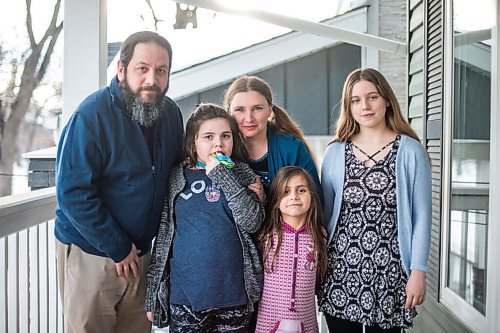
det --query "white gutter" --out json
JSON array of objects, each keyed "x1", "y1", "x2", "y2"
[{"x1": 171, "y1": 0, "x2": 407, "y2": 56}]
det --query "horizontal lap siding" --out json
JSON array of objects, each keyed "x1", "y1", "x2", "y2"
[{"x1": 408, "y1": 0, "x2": 425, "y2": 137}]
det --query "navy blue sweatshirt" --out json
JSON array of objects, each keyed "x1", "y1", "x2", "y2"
[{"x1": 55, "y1": 76, "x2": 184, "y2": 262}]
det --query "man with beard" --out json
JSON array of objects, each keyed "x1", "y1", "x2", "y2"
[{"x1": 54, "y1": 31, "x2": 184, "y2": 332}]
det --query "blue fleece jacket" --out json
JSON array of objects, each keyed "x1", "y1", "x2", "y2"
[
  {"x1": 54, "y1": 76, "x2": 184, "y2": 262},
  {"x1": 266, "y1": 125, "x2": 323, "y2": 202},
  {"x1": 321, "y1": 135, "x2": 432, "y2": 274}
]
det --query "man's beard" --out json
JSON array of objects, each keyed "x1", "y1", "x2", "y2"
[{"x1": 120, "y1": 77, "x2": 167, "y2": 128}]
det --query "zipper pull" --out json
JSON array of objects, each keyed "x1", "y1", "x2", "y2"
[{"x1": 152, "y1": 165, "x2": 156, "y2": 175}]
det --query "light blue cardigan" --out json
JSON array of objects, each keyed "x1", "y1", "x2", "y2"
[{"x1": 321, "y1": 135, "x2": 432, "y2": 275}]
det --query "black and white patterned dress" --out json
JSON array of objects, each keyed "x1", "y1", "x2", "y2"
[{"x1": 318, "y1": 135, "x2": 416, "y2": 329}]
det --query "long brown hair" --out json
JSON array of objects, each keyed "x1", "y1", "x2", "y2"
[
  {"x1": 184, "y1": 103, "x2": 248, "y2": 166},
  {"x1": 258, "y1": 166, "x2": 327, "y2": 276},
  {"x1": 223, "y1": 75, "x2": 315, "y2": 158},
  {"x1": 334, "y1": 68, "x2": 419, "y2": 142}
]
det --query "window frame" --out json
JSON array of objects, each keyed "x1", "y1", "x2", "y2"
[
  {"x1": 440, "y1": 0, "x2": 499, "y2": 332},
  {"x1": 484, "y1": 1, "x2": 500, "y2": 332}
]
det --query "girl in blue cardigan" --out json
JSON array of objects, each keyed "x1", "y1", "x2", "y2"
[{"x1": 318, "y1": 68, "x2": 432, "y2": 333}]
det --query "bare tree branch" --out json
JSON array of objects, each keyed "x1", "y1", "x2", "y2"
[
  {"x1": 144, "y1": 0, "x2": 163, "y2": 31},
  {"x1": 26, "y1": 0, "x2": 62, "y2": 50},
  {"x1": 26, "y1": 0, "x2": 36, "y2": 47},
  {"x1": 48, "y1": 0, "x2": 62, "y2": 33},
  {"x1": 36, "y1": 23, "x2": 63, "y2": 84}
]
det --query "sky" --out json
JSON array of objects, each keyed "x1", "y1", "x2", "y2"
[{"x1": 454, "y1": 0, "x2": 495, "y2": 32}]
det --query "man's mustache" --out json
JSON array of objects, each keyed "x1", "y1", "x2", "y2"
[{"x1": 140, "y1": 86, "x2": 161, "y2": 93}]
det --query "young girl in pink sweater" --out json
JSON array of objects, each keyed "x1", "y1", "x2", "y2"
[{"x1": 256, "y1": 166, "x2": 327, "y2": 333}]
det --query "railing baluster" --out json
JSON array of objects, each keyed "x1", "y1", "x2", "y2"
[
  {"x1": 40, "y1": 222, "x2": 49, "y2": 333},
  {"x1": 1, "y1": 238, "x2": 7, "y2": 332},
  {"x1": 18, "y1": 230, "x2": 29, "y2": 332},
  {"x1": 5, "y1": 234, "x2": 19, "y2": 333},
  {"x1": 49, "y1": 219, "x2": 64, "y2": 333},
  {"x1": 29, "y1": 225, "x2": 40, "y2": 333},
  {"x1": 36, "y1": 225, "x2": 41, "y2": 333},
  {"x1": 27, "y1": 228, "x2": 31, "y2": 333},
  {"x1": 47, "y1": 221, "x2": 58, "y2": 333}
]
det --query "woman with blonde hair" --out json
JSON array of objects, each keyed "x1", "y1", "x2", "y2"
[
  {"x1": 318, "y1": 68, "x2": 432, "y2": 332},
  {"x1": 223, "y1": 76, "x2": 322, "y2": 203}
]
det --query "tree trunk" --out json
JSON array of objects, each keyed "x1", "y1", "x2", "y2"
[
  {"x1": 25, "y1": 109, "x2": 42, "y2": 153},
  {"x1": 0, "y1": 119, "x2": 19, "y2": 196}
]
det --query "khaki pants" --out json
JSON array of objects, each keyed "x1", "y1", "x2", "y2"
[{"x1": 56, "y1": 240, "x2": 152, "y2": 333}]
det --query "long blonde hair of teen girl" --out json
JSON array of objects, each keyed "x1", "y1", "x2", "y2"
[{"x1": 334, "y1": 68, "x2": 420, "y2": 142}]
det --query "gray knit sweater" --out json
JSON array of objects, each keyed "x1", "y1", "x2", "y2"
[{"x1": 145, "y1": 162, "x2": 264, "y2": 328}]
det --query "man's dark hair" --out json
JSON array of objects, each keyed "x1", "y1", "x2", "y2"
[{"x1": 119, "y1": 31, "x2": 173, "y2": 71}]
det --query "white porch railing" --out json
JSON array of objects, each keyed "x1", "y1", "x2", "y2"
[{"x1": 0, "y1": 187, "x2": 62, "y2": 333}]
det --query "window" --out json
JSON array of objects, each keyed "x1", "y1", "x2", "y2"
[{"x1": 442, "y1": 0, "x2": 493, "y2": 330}]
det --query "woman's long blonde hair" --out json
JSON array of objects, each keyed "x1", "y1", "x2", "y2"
[
  {"x1": 223, "y1": 75, "x2": 315, "y2": 157},
  {"x1": 334, "y1": 68, "x2": 419, "y2": 142},
  {"x1": 258, "y1": 166, "x2": 327, "y2": 276}
]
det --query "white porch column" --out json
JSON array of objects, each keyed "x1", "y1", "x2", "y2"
[{"x1": 63, "y1": 0, "x2": 107, "y2": 125}]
